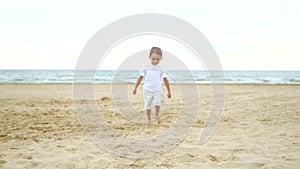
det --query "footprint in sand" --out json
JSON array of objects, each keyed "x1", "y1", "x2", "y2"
[
  {"x1": 208, "y1": 154, "x2": 220, "y2": 162},
  {"x1": 22, "y1": 155, "x2": 33, "y2": 160},
  {"x1": 100, "y1": 97, "x2": 111, "y2": 101}
]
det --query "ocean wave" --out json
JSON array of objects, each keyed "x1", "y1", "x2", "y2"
[{"x1": 0, "y1": 70, "x2": 299, "y2": 84}]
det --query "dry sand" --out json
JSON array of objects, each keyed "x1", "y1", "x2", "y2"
[{"x1": 0, "y1": 84, "x2": 299, "y2": 169}]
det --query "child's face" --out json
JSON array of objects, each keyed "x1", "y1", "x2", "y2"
[{"x1": 149, "y1": 53, "x2": 162, "y2": 65}]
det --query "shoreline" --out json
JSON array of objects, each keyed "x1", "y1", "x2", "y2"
[{"x1": 1, "y1": 83, "x2": 300, "y2": 86}]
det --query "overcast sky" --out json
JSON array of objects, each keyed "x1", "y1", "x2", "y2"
[{"x1": 0, "y1": 0, "x2": 299, "y2": 70}]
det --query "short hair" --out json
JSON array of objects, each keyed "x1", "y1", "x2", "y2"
[{"x1": 149, "y1": 47, "x2": 162, "y2": 58}]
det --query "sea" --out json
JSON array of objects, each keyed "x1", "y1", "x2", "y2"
[{"x1": 0, "y1": 70, "x2": 299, "y2": 84}]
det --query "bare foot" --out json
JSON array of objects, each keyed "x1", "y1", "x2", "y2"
[{"x1": 156, "y1": 117, "x2": 161, "y2": 124}]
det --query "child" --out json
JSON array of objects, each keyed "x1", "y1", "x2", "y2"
[{"x1": 132, "y1": 47, "x2": 171, "y2": 124}]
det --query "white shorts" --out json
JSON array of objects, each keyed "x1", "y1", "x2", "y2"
[{"x1": 143, "y1": 90, "x2": 162, "y2": 110}]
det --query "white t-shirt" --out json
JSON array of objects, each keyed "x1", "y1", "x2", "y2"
[{"x1": 140, "y1": 64, "x2": 167, "y2": 92}]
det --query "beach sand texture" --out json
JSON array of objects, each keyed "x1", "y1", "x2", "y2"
[{"x1": 0, "y1": 84, "x2": 299, "y2": 169}]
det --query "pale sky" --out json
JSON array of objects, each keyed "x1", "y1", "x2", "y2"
[{"x1": 0, "y1": 0, "x2": 299, "y2": 70}]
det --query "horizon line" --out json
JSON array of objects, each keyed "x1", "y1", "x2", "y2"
[{"x1": 0, "y1": 69, "x2": 299, "y2": 71}]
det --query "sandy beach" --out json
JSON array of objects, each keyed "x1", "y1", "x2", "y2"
[{"x1": 0, "y1": 84, "x2": 299, "y2": 169}]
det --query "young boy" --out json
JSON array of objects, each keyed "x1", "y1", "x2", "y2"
[{"x1": 132, "y1": 47, "x2": 171, "y2": 124}]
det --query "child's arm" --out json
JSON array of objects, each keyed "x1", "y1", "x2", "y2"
[
  {"x1": 163, "y1": 77, "x2": 171, "y2": 98},
  {"x1": 132, "y1": 75, "x2": 143, "y2": 95}
]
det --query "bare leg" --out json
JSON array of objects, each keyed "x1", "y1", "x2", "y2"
[
  {"x1": 146, "y1": 109, "x2": 151, "y2": 124},
  {"x1": 155, "y1": 105, "x2": 161, "y2": 124}
]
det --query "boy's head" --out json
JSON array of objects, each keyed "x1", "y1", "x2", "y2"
[{"x1": 149, "y1": 47, "x2": 162, "y2": 65}]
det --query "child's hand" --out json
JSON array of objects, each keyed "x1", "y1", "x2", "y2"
[
  {"x1": 167, "y1": 92, "x2": 171, "y2": 98},
  {"x1": 132, "y1": 88, "x2": 137, "y2": 95}
]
